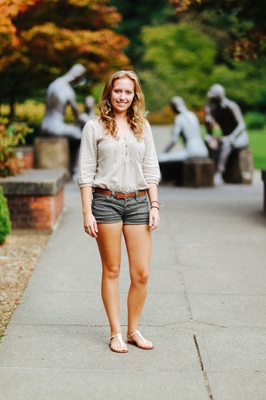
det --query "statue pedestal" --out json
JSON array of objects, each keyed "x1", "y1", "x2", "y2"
[
  {"x1": 223, "y1": 148, "x2": 253, "y2": 184},
  {"x1": 183, "y1": 159, "x2": 214, "y2": 187},
  {"x1": 159, "y1": 159, "x2": 214, "y2": 187},
  {"x1": 34, "y1": 137, "x2": 70, "y2": 179},
  {"x1": 159, "y1": 161, "x2": 184, "y2": 186}
]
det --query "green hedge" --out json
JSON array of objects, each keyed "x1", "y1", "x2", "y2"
[
  {"x1": 0, "y1": 186, "x2": 11, "y2": 244},
  {"x1": 245, "y1": 112, "x2": 265, "y2": 130}
]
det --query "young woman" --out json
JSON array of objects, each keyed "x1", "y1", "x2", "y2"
[{"x1": 78, "y1": 70, "x2": 160, "y2": 353}]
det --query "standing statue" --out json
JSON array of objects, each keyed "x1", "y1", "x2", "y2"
[
  {"x1": 40, "y1": 64, "x2": 87, "y2": 177},
  {"x1": 204, "y1": 84, "x2": 249, "y2": 186},
  {"x1": 158, "y1": 96, "x2": 208, "y2": 163}
]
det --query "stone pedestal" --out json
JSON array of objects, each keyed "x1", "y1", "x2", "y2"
[
  {"x1": 183, "y1": 159, "x2": 214, "y2": 188},
  {"x1": 34, "y1": 137, "x2": 70, "y2": 178},
  {"x1": 223, "y1": 148, "x2": 253, "y2": 184}
]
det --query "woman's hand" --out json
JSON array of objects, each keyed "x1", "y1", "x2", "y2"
[
  {"x1": 83, "y1": 213, "x2": 98, "y2": 238},
  {"x1": 149, "y1": 208, "x2": 160, "y2": 231}
]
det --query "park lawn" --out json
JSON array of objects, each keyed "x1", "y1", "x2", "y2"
[{"x1": 248, "y1": 129, "x2": 266, "y2": 170}]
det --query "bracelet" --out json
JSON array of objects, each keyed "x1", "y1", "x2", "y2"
[
  {"x1": 151, "y1": 205, "x2": 160, "y2": 210},
  {"x1": 151, "y1": 201, "x2": 159, "y2": 204}
]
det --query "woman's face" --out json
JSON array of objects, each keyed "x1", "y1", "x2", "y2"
[{"x1": 110, "y1": 77, "x2": 135, "y2": 115}]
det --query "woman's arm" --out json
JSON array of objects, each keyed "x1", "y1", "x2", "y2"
[
  {"x1": 147, "y1": 182, "x2": 160, "y2": 230},
  {"x1": 80, "y1": 186, "x2": 98, "y2": 238}
]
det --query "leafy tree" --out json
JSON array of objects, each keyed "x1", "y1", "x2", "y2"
[
  {"x1": 0, "y1": 0, "x2": 130, "y2": 118},
  {"x1": 211, "y1": 58, "x2": 266, "y2": 112},
  {"x1": 139, "y1": 23, "x2": 216, "y2": 111},
  {"x1": 109, "y1": 0, "x2": 176, "y2": 67},
  {"x1": 170, "y1": 0, "x2": 266, "y2": 60}
]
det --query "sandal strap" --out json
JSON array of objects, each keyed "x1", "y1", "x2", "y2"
[
  {"x1": 110, "y1": 333, "x2": 123, "y2": 346},
  {"x1": 127, "y1": 330, "x2": 146, "y2": 344}
]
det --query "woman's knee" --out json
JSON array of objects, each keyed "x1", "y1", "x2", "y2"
[
  {"x1": 103, "y1": 264, "x2": 120, "y2": 279},
  {"x1": 132, "y1": 268, "x2": 150, "y2": 285}
]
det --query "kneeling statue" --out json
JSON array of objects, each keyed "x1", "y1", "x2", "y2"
[{"x1": 158, "y1": 96, "x2": 208, "y2": 163}]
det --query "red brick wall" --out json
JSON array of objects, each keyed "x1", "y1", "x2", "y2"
[{"x1": 6, "y1": 188, "x2": 64, "y2": 230}]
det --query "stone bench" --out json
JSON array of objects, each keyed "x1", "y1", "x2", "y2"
[
  {"x1": 0, "y1": 169, "x2": 67, "y2": 230},
  {"x1": 159, "y1": 158, "x2": 214, "y2": 187},
  {"x1": 262, "y1": 170, "x2": 266, "y2": 213}
]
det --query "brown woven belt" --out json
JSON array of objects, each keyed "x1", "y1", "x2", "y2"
[{"x1": 94, "y1": 188, "x2": 147, "y2": 199}]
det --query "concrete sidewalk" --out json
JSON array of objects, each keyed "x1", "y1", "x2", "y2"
[{"x1": 0, "y1": 128, "x2": 266, "y2": 399}]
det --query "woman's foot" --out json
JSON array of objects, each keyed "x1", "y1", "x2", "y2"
[
  {"x1": 127, "y1": 330, "x2": 154, "y2": 350},
  {"x1": 109, "y1": 333, "x2": 128, "y2": 353}
]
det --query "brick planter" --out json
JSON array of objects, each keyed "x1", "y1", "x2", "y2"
[{"x1": 0, "y1": 169, "x2": 67, "y2": 230}]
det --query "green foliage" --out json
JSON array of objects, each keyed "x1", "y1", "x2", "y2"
[
  {"x1": 0, "y1": 186, "x2": 11, "y2": 245},
  {"x1": 245, "y1": 112, "x2": 265, "y2": 130},
  {"x1": 110, "y1": 0, "x2": 175, "y2": 67},
  {"x1": 139, "y1": 23, "x2": 216, "y2": 111},
  {"x1": 211, "y1": 58, "x2": 266, "y2": 111},
  {"x1": 0, "y1": 117, "x2": 32, "y2": 177},
  {"x1": 249, "y1": 129, "x2": 266, "y2": 169},
  {"x1": 136, "y1": 21, "x2": 266, "y2": 114}
]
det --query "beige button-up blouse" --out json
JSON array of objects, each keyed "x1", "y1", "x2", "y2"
[{"x1": 77, "y1": 118, "x2": 160, "y2": 192}]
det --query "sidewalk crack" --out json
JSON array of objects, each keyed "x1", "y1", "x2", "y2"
[{"x1": 193, "y1": 334, "x2": 214, "y2": 400}]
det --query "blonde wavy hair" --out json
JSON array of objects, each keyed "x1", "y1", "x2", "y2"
[{"x1": 97, "y1": 70, "x2": 147, "y2": 140}]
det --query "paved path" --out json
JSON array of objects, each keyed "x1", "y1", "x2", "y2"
[{"x1": 0, "y1": 126, "x2": 265, "y2": 399}]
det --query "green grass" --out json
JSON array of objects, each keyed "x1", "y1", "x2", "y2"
[{"x1": 248, "y1": 129, "x2": 266, "y2": 170}]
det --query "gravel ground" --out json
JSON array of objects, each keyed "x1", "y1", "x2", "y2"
[{"x1": 0, "y1": 230, "x2": 50, "y2": 337}]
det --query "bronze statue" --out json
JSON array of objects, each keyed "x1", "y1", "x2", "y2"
[
  {"x1": 158, "y1": 96, "x2": 208, "y2": 163},
  {"x1": 204, "y1": 84, "x2": 249, "y2": 185}
]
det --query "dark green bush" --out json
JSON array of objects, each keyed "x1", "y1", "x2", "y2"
[
  {"x1": 245, "y1": 112, "x2": 265, "y2": 130},
  {"x1": 0, "y1": 186, "x2": 11, "y2": 244}
]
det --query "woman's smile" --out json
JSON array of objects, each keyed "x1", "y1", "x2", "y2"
[{"x1": 110, "y1": 77, "x2": 135, "y2": 114}]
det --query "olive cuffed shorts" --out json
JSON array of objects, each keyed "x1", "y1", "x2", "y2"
[{"x1": 92, "y1": 192, "x2": 150, "y2": 224}]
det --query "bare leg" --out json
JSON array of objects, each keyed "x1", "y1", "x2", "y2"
[
  {"x1": 123, "y1": 224, "x2": 154, "y2": 349},
  {"x1": 214, "y1": 143, "x2": 232, "y2": 185},
  {"x1": 96, "y1": 222, "x2": 128, "y2": 352},
  {"x1": 217, "y1": 143, "x2": 232, "y2": 174}
]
